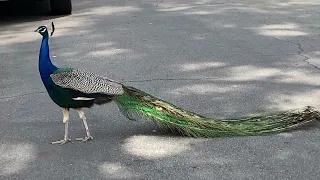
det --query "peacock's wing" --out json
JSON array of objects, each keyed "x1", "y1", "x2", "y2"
[{"x1": 50, "y1": 68, "x2": 124, "y2": 95}]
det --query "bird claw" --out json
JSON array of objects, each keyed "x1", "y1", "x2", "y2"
[
  {"x1": 75, "y1": 135, "x2": 93, "y2": 142},
  {"x1": 51, "y1": 138, "x2": 71, "y2": 145}
]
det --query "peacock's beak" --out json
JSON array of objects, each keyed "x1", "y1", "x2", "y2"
[{"x1": 34, "y1": 29, "x2": 38, "y2": 32}]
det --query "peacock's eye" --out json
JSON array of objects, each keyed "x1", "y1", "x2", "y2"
[{"x1": 39, "y1": 27, "x2": 46, "y2": 33}]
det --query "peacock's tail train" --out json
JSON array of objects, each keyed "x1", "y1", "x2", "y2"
[{"x1": 114, "y1": 86, "x2": 320, "y2": 137}]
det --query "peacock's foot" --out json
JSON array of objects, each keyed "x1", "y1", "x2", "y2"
[
  {"x1": 75, "y1": 135, "x2": 93, "y2": 142},
  {"x1": 51, "y1": 138, "x2": 71, "y2": 145}
]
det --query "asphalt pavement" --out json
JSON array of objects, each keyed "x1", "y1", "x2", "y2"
[{"x1": 1, "y1": 0, "x2": 320, "y2": 179}]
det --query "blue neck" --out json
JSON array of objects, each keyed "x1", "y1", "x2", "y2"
[{"x1": 38, "y1": 34, "x2": 57, "y2": 85}]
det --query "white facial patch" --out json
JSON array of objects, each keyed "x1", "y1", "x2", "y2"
[{"x1": 39, "y1": 28, "x2": 46, "y2": 33}]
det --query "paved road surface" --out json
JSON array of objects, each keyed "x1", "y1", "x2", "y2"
[{"x1": 1, "y1": 0, "x2": 320, "y2": 179}]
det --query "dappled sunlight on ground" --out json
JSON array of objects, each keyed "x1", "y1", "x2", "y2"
[
  {"x1": 89, "y1": 48, "x2": 129, "y2": 57},
  {"x1": 157, "y1": 1, "x2": 295, "y2": 15},
  {"x1": 0, "y1": 142, "x2": 37, "y2": 176},
  {"x1": 157, "y1": 6, "x2": 193, "y2": 12},
  {"x1": 273, "y1": 0, "x2": 320, "y2": 6},
  {"x1": 277, "y1": 132, "x2": 293, "y2": 137},
  {"x1": 170, "y1": 83, "x2": 239, "y2": 95},
  {"x1": 250, "y1": 23, "x2": 307, "y2": 37},
  {"x1": 179, "y1": 62, "x2": 227, "y2": 71},
  {"x1": 122, "y1": 135, "x2": 204, "y2": 159},
  {"x1": 227, "y1": 65, "x2": 281, "y2": 81},
  {"x1": 0, "y1": 31, "x2": 39, "y2": 46},
  {"x1": 98, "y1": 162, "x2": 139, "y2": 179},
  {"x1": 73, "y1": 6, "x2": 141, "y2": 17},
  {"x1": 270, "y1": 89, "x2": 320, "y2": 109},
  {"x1": 177, "y1": 62, "x2": 320, "y2": 87},
  {"x1": 277, "y1": 69, "x2": 320, "y2": 86}
]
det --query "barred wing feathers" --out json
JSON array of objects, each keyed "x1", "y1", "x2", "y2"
[{"x1": 50, "y1": 68, "x2": 124, "y2": 95}]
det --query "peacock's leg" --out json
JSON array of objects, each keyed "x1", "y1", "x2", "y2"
[
  {"x1": 75, "y1": 108, "x2": 93, "y2": 142},
  {"x1": 51, "y1": 108, "x2": 71, "y2": 145}
]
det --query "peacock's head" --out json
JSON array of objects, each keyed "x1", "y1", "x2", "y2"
[{"x1": 34, "y1": 26, "x2": 48, "y2": 36}]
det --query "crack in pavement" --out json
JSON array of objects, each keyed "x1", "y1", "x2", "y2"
[
  {"x1": 271, "y1": 37, "x2": 303, "y2": 54},
  {"x1": 299, "y1": 54, "x2": 320, "y2": 71},
  {"x1": 271, "y1": 36, "x2": 320, "y2": 71},
  {"x1": 155, "y1": 0, "x2": 164, "y2": 7}
]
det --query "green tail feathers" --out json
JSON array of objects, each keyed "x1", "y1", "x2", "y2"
[{"x1": 114, "y1": 86, "x2": 320, "y2": 137}]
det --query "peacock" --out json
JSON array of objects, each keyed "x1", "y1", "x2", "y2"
[{"x1": 35, "y1": 24, "x2": 320, "y2": 145}]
